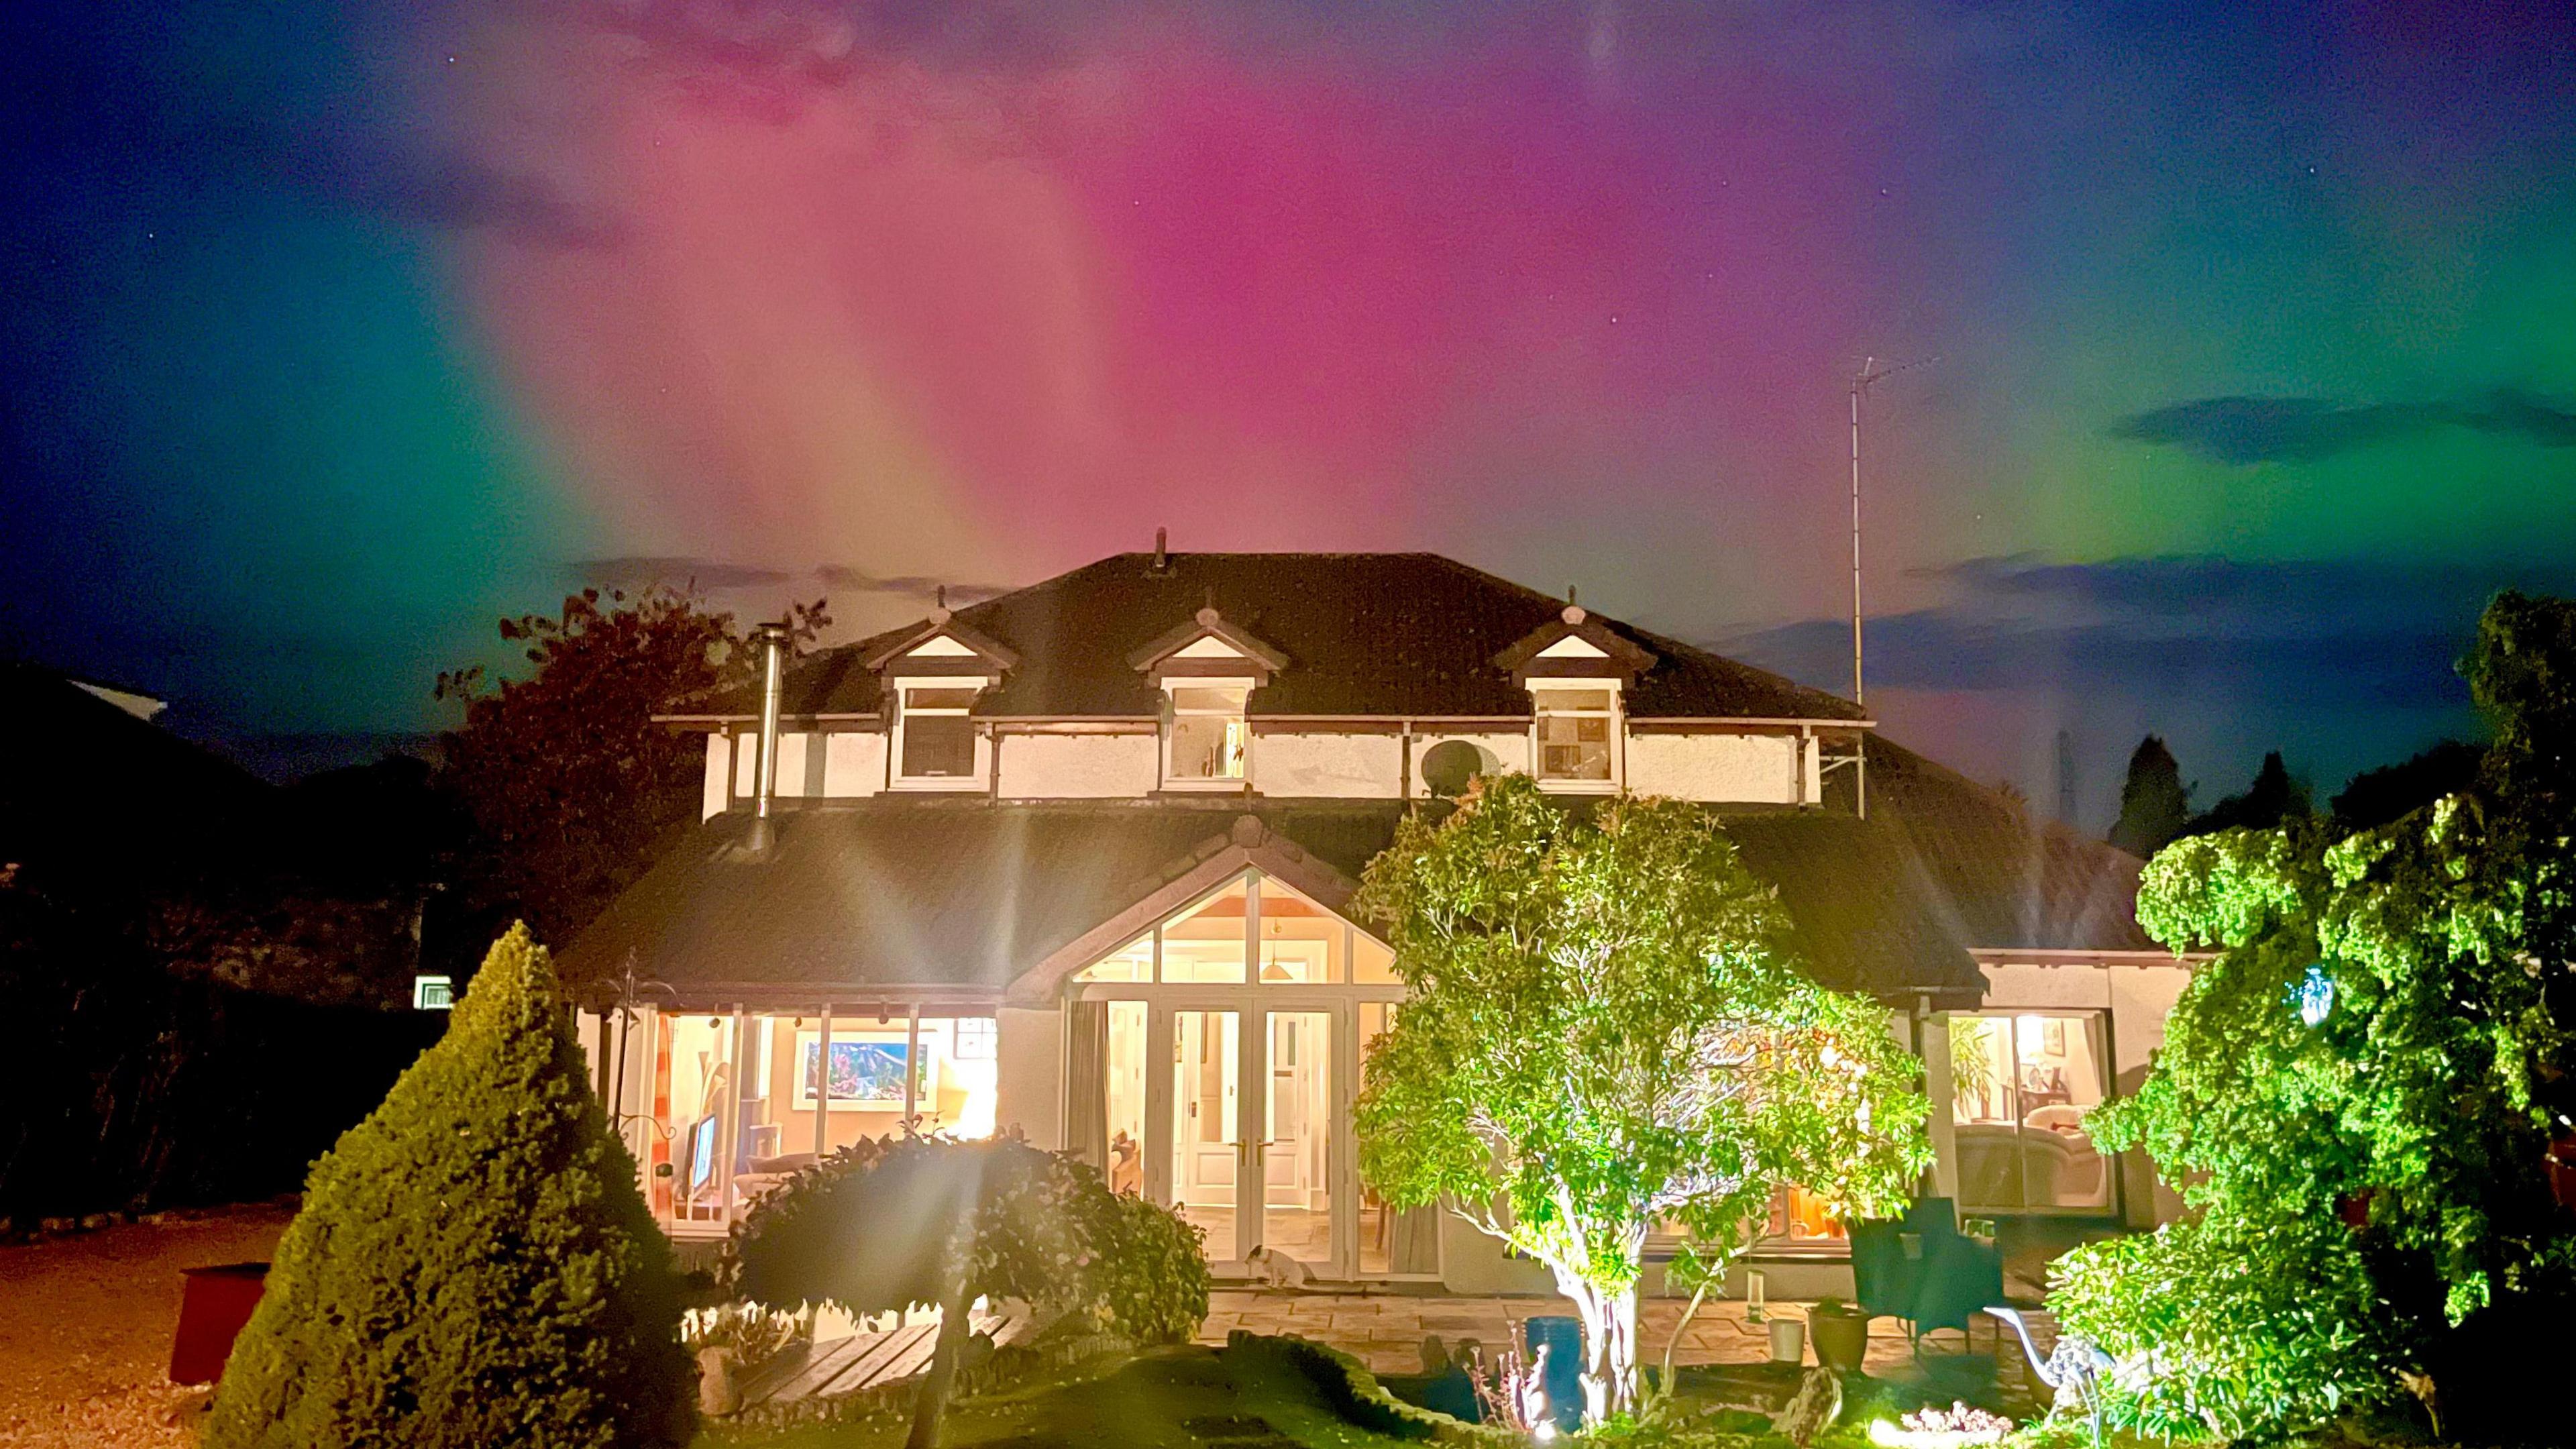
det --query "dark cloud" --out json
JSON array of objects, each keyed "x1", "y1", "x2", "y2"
[
  {"x1": 814, "y1": 566, "x2": 1011, "y2": 604},
  {"x1": 2112, "y1": 390, "x2": 2576, "y2": 464},
  {"x1": 1731, "y1": 553, "x2": 2576, "y2": 710},
  {"x1": 1730, "y1": 610, "x2": 2469, "y2": 710},
  {"x1": 569, "y1": 557, "x2": 796, "y2": 590}
]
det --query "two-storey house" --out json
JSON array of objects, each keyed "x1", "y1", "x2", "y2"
[{"x1": 561, "y1": 548, "x2": 2186, "y2": 1295}]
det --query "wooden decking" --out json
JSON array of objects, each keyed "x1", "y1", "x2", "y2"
[{"x1": 736, "y1": 1303, "x2": 1042, "y2": 1409}]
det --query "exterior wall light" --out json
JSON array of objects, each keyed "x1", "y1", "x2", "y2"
[{"x1": 2295, "y1": 964, "x2": 2336, "y2": 1028}]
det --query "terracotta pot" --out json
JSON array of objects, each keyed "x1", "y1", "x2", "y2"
[
  {"x1": 1809, "y1": 1305, "x2": 1870, "y2": 1373},
  {"x1": 2549, "y1": 1134, "x2": 2576, "y2": 1213}
]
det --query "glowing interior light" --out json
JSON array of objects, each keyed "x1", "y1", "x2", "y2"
[{"x1": 2296, "y1": 965, "x2": 2336, "y2": 1027}]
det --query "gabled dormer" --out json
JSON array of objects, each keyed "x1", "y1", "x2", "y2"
[
  {"x1": 1495, "y1": 604, "x2": 1656, "y2": 792},
  {"x1": 1130, "y1": 606, "x2": 1288, "y2": 790},
  {"x1": 863, "y1": 606, "x2": 1020, "y2": 790}
]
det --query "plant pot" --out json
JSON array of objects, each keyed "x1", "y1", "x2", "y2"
[
  {"x1": 1809, "y1": 1307, "x2": 1870, "y2": 1373},
  {"x1": 1767, "y1": 1316, "x2": 1807, "y2": 1364}
]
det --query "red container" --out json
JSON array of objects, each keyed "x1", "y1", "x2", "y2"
[{"x1": 170, "y1": 1263, "x2": 270, "y2": 1386}]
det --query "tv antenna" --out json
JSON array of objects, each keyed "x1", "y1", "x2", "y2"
[{"x1": 1847, "y1": 354, "x2": 1938, "y2": 705}]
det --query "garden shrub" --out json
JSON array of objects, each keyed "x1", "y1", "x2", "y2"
[
  {"x1": 2049, "y1": 592, "x2": 2576, "y2": 1444},
  {"x1": 205, "y1": 924, "x2": 696, "y2": 1449},
  {"x1": 725, "y1": 1132, "x2": 1210, "y2": 1346}
]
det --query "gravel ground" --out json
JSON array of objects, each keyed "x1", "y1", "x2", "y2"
[{"x1": 0, "y1": 1205, "x2": 293, "y2": 1449}]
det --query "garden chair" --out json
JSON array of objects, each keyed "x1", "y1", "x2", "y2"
[{"x1": 1849, "y1": 1197, "x2": 2004, "y2": 1353}]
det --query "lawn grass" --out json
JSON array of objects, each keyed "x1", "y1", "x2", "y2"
[{"x1": 700, "y1": 1342, "x2": 1434, "y2": 1449}]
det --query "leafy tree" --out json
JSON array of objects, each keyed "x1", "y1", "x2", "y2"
[
  {"x1": 2051, "y1": 592, "x2": 2576, "y2": 1444},
  {"x1": 2108, "y1": 735, "x2": 2192, "y2": 859},
  {"x1": 1352, "y1": 775, "x2": 1929, "y2": 1424},
  {"x1": 205, "y1": 925, "x2": 695, "y2": 1449},
  {"x1": 436, "y1": 586, "x2": 825, "y2": 944},
  {"x1": 727, "y1": 1133, "x2": 1208, "y2": 1449},
  {"x1": 2183, "y1": 749, "x2": 2312, "y2": 837}
]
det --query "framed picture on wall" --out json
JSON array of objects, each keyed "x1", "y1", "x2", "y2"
[{"x1": 794, "y1": 1034, "x2": 933, "y2": 1110}]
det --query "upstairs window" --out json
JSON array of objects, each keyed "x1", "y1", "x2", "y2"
[
  {"x1": 896, "y1": 685, "x2": 979, "y2": 782},
  {"x1": 1532, "y1": 685, "x2": 1616, "y2": 784},
  {"x1": 1165, "y1": 682, "x2": 1250, "y2": 786}
]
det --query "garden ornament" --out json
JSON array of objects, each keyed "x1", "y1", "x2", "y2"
[{"x1": 1986, "y1": 1307, "x2": 2110, "y2": 1449}]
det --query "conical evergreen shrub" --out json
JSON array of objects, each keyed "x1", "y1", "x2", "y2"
[{"x1": 205, "y1": 924, "x2": 696, "y2": 1449}]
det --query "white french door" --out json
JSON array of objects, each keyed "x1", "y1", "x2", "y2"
[{"x1": 1102, "y1": 991, "x2": 1358, "y2": 1277}]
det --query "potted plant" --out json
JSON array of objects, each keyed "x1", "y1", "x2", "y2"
[{"x1": 1808, "y1": 1297, "x2": 1870, "y2": 1373}]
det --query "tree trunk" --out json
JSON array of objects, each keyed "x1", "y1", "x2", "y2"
[
  {"x1": 905, "y1": 1281, "x2": 973, "y2": 1449},
  {"x1": 1550, "y1": 1267, "x2": 1640, "y2": 1424}
]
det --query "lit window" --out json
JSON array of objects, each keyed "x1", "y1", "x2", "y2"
[
  {"x1": 898, "y1": 686, "x2": 979, "y2": 781},
  {"x1": 1165, "y1": 683, "x2": 1250, "y2": 784},
  {"x1": 953, "y1": 1017, "x2": 998, "y2": 1061},
  {"x1": 1533, "y1": 686, "x2": 1615, "y2": 783},
  {"x1": 1948, "y1": 1011, "x2": 2112, "y2": 1212}
]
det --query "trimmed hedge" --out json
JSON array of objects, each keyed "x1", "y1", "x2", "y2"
[
  {"x1": 726, "y1": 1132, "x2": 1210, "y2": 1346},
  {"x1": 1221, "y1": 1331, "x2": 1518, "y2": 1447},
  {"x1": 203, "y1": 926, "x2": 695, "y2": 1449}
]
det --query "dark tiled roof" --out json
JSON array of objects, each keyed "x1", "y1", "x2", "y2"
[
  {"x1": 559, "y1": 749, "x2": 2152, "y2": 1004},
  {"x1": 688, "y1": 553, "x2": 1864, "y2": 722},
  {"x1": 554, "y1": 800, "x2": 1407, "y2": 996}
]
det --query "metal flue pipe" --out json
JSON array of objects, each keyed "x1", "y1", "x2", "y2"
[{"x1": 747, "y1": 620, "x2": 790, "y2": 854}]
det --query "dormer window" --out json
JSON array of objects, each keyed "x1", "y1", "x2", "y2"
[
  {"x1": 894, "y1": 683, "x2": 981, "y2": 784},
  {"x1": 1165, "y1": 682, "x2": 1250, "y2": 785},
  {"x1": 1532, "y1": 683, "x2": 1617, "y2": 785},
  {"x1": 1496, "y1": 603, "x2": 1654, "y2": 794}
]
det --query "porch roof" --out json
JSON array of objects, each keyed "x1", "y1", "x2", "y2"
[
  {"x1": 555, "y1": 801, "x2": 1403, "y2": 1004},
  {"x1": 557, "y1": 749, "x2": 2150, "y2": 1008}
]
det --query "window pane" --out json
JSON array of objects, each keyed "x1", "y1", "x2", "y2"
[
  {"x1": 654, "y1": 1012, "x2": 739, "y2": 1226},
  {"x1": 1252, "y1": 877, "x2": 1344, "y2": 983},
  {"x1": 1074, "y1": 936, "x2": 1152, "y2": 982},
  {"x1": 1159, "y1": 877, "x2": 1249, "y2": 981},
  {"x1": 1538, "y1": 712, "x2": 1611, "y2": 780},
  {"x1": 1170, "y1": 686, "x2": 1248, "y2": 712},
  {"x1": 2016, "y1": 1014, "x2": 2110, "y2": 1210},
  {"x1": 1535, "y1": 688, "x2": 1614, "y2": 711},
  {"x1": 1352, "y1": 932, "x2": 1398, "y2": 983},
  {"x1": 1105, "y1": 1001, "x2": 1147, "y2": 1196},
  {"x1": 902, "y1": 714, "x2": 975, "y2": 777},
  {"x1": 906, "y1": 687, "x2": 981, "y2": 709},
  {"x1": 1169, "y1": 714, "x2": 1246, "y2": 780},
  {"x1": 1359, "y1": 1003, "x2": 1440, "y2": 1275},
  {"x1": 914, "y1": 1018, "x2": 1000, "y2": 1139}
]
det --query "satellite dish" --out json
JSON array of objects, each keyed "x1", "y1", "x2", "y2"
[{"x1": 1419, "y1": 740, "x2": 1485, "y2": 798}]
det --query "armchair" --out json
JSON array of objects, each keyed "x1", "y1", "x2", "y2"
[{"x1": 1849, "y1": 1197, "x2": 2006, "y2": 1348}]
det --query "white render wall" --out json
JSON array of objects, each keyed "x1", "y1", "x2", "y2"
[
  {"x1": 699, "y1": 722, "x2": 1842, "y2": 806},
  {"x1": 1407, "y1": 731, "x2": 1529, "y2": 796},
  {"x1": 823, "y1": 731, "x2": 886, "y2": 796},
  {"x1": 1256, "y1": 732, "x2": 1404, "y2": 797},
  {"x1": 998, "y1": 732, "x2": 1159, "y2": 798},
  {"x1": 1625, "y1": 731, "x2": 1803, "y2": 804},
  {"x1": 994, "y1": 1006, "x2": 1063, "y2": 1150}
]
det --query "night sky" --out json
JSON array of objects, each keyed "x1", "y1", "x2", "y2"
[{"x1": 6, "y1": 2, "x2": 2575, "y2": 820}]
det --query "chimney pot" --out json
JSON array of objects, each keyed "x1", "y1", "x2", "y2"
[{"x1": 1152, "y1": 527, "x2": 1169, "y2": 572}]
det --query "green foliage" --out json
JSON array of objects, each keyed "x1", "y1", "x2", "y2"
[
  {"x1": 1352, "y1": 775, "x2": 1929, "y2": 1418},
  {"x1": 725, "y1": 1132, "x2": 1210, "y2": 1346},
  {"x1": 2053, "y1": 591, "x2": 2576, "y2": 1442},
  {"x1": 205, "y1": 926, "x2": 695, "y2": 1449},
  {"x1": 435, "y1": 586, "x2": 826, "y2": 943}
]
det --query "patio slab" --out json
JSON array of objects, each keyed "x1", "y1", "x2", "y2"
[{"x1": 1196, "y1": 1289, "x2": 2053, "y2": 1391}]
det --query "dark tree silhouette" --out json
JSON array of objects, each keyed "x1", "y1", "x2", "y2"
[
  {"x1": 2331, "y1": 739, "x2": 2483, "y2": 830},
  {"x1": 435, "y1": 586, "x2": 825, "y2": 945},
  {"x1": 2108, "y1": 735, "x2": 2192, "y2": 859},
  {"x1": 2188, "y1": 750, "x2": 2314, "y2": 836}
]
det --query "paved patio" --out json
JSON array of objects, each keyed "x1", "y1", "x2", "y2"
[{"x1": 1195, "y1": 1289, "x2": 2048, "y2": 1388}]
